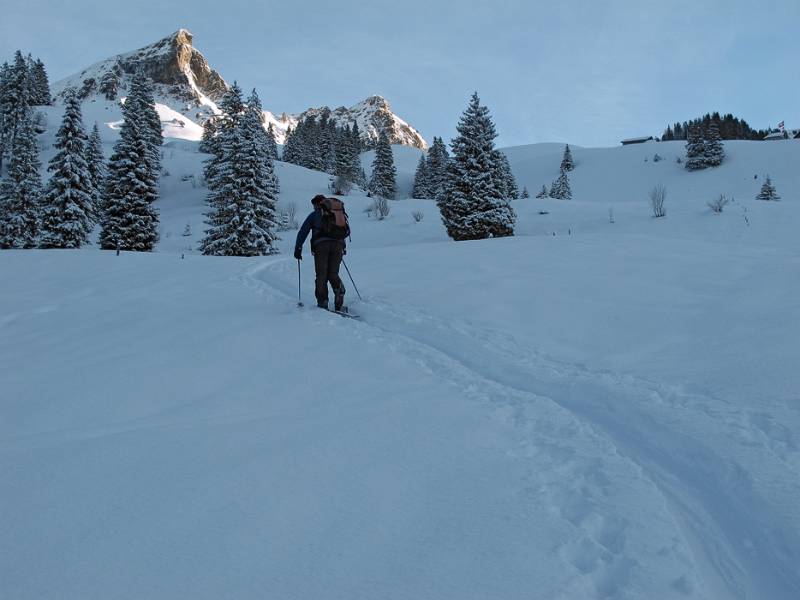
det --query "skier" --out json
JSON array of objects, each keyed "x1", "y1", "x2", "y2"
[{"x1": 294, "y1": 195, "x2": 350, "y2": 311}]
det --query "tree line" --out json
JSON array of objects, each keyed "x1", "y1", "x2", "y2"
[{"x1": 662, "y1": 112, "x2": 767, "y2": 141}]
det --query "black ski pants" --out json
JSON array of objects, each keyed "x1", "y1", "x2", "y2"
[{"x1": 313, "y1": 240, "x2": 344, "y2": 305}]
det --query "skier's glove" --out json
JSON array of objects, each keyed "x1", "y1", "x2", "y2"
[{"x1": 294, "y1": 247, "x2": 302, "y2": 260}]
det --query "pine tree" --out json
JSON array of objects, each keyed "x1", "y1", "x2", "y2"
[
  {"x1": 99, "y1": 67, "x2": 121, "y2": 101},
  {"x1": 756, "y1": 175, "x2": 780, "y2": 201},
  {"x1": 199, "y1": 115, "x2": 218, "y2": 155},
  {"x1": 265, "y1": 122, "x2": 279, "y2": 160},
  {"x1": 495, "y1": 151, "x2": 519, "y2": 199},
  {"x1": 85, "y1": 123, "x2": 105, "y2": 216},
  {"x1": 560, "y1": 144, "x2": 574, "y2": 172},
  {"x1": 536, "y1": 185, "x2": 548, "y2": 198},
  {"x1": 100, "y1": 83, "x2": 159, "y2": 251},
  {"x1": 368, "y1": 130, "x2": 397, "y2": 199},
  {"x1": 0, "y1": 109, "x2": 41, "y2": 248},
  {"x1": 200, "y1": 93, "x2": 279, "y2": 256},
  {"x1": 203, "y1": 83, "x2": 245, "y2": 187},
  {"x1": 685, "y1": 124, "x2": 706, "y2": 171},
  {"x1": 411, "y1": 154, "x2": 430, "y2": 198},
  {"x1": 27, "y1": 58, "x2": 50, "y2": 106},
  {"x1": 549, "y1": 171, "x2": 572, "y2": 200},
  {"x1": 426, "y1": 136, "x2": 450, "y2": 199},
  {"x1": 39, "y1": 91, "x2": 95, "y2": 248},
  {"x1": 437, "y1": 92, "x2": 515, "y2": 240},
  {"x1": 0, "y1": 52, "x2": 31, "y2": 172},
  {"x1": 704, "y1": 121, "x2": 724, "y2": 167},
  {"x1": 521, "y1": 186, "x2": 529, "y2": 199},
  {"x1": 128, "y1": 74, "x2": 162, "y2": 180}
]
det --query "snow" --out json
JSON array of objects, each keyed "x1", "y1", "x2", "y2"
[{"x1": 2, "y1": 131, "x2": 800, "y2": 599}]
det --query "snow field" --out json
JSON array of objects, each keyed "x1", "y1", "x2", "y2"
[{"x1": 2, "y1": 120, "x2": 799, "y2": 598}]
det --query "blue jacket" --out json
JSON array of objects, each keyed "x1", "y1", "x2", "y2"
[{"x1": 295, "y1": 208, "x2": 346, "y2": 252}]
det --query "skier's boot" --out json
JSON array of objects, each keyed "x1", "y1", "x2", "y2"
[
  {"x1": 317, "y1": 299, "x2": 328, "y2": 310},
  {"x1": 334, "y1": 284, "x2": 346, "y2": 312}
]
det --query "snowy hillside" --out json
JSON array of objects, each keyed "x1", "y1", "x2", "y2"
[{"x1": 2, "y1": 120, "x2": 800, "y2": 599}]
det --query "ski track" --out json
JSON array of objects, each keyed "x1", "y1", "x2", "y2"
[{"x1": 244, "y1": 258, "x2": 800, "y2": 600}]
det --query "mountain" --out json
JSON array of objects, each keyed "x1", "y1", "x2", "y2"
[
  {"x1": 265, "y1": 96, "x2": 427, "y2": 149},
  {"x1": 52, "y1": 29, "x2": 226, "y2": 120},
  {"x1": 52, "y1": 30, "x2": 427, "y2": 149}
]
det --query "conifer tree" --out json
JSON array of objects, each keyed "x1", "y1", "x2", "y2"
[
  {"x1": 203, "y1": 83, "x2": 245, "y2": 187},
  {"x1": 495, "y1": 151, "x2": 519, "y2": 199},
  {"x1": 521, "y1": 186, "x2": 529, "y2": 199},
  {"x1": 127, "y1": 74, "x2": 162, "y2": 180},
  {"x1": 0, "y1": 109, "x2": 41, "y2": 248},
  {"x1": 437, "y1": 92, "x2": 515, "y2": 240},
  {"x1": 85, "y1": 123, "x2": 105, "y2": 215},
  {"x1": 200, "y1": 93, "x2": 279, "y2": 256},
  {"x1": 411, "y1": 154, "x2": 430, "y2": 198},
  {"x1": 549, "y1": 171, "x2": 572, "y2": 200},
  {"x1": 199, "y1": 115, "x2": 218, "y2": 155},
  {"x1": 265, "y1": 122, "x2": 279, "y2": 160},
  {"x1": 99, "y1": 66, "x2": 121, "y2": 101},
  {"x1": 685, "y1": 124, "x2": 706, "y2": 171},
  {"x1": 704, "y1": 121, "x2": 724, "y2": 167},
  {"x1": 536, "y1": 185, "x2": 548, "y2": 198},
  {"x1": 426, "y1": 136, "x2": 450, "y2": 199},
  {"x1": 28, "y1": 58, "x2": 50, "y2": 106},
  {"x1": 756, "y1": 175, "x2": 780, "y2": 201},
  {"x1": 100, "y1": 84, "x2": 159, "y2": 251},
  {"x1": 40, "y1": 91, "x2": 95, "y2": 248},
  {"x1": 0, "y1": 52, "x2": 31, "y2": 172},
  {"x1": 560, "y1": 144, "x2": 574, "y2": 172},
  {"x1": 368, "y1": 130, "x2": 397, "y2": 199}
]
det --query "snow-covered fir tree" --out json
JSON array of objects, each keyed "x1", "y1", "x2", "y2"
[
  {"x1": 98, "y1": 67, "x2": 120, "y2": 101},
  {"x1": 437, "y1": 92, "x2": 515, "y2": 240},
  {"x1": 704, "y1": 122, "x2": 724, "y2": 167},
  {"x1": 202, "y1": 82, "x2": 245, "y2": 186},
  {"x1": 99, "y1": 82, "x2": 159, "y2": 251},
  {"x1": 756, "y1": 175, "x2": 780, "y2": 201},
  {"x1": 426, "y1": 136, "x2": 450, "y2": 199},
  {"x1": 685, "y1": 125, "x2": 706, "y2": 171},
  {"x1": 0, "y1": 108, "x2": 41, "y2": 248},
  {"x1": 521, "y1": 186, "x2": 529, "y2": 199},
  {"x1": 199, "y1": 115, "x2": 218, "y2": 155},
  {"x1": 536, "y1": 185, "x2": 548, "y2": 198},
  {"x1": 265, "y1": 122, "x2": 279, "y2": 160},
  {"x1": 27, "y1": 57, "x2": 50, "y2": 106},
  {"x1": 368, "y1": 130, "x2": 397, "y2": 199},
  {"x1": 0, "y1": 52, "x2": 32, "y2": 172},
  {"x1": 549, "y1": 170, "x2": 572, "y2": 200},
  {"x1": 411, "y1": 154, "x2": 430, "y2": 198},
  {"x1": 128, "y1": 74, "x2": 162, "y2": 180},
  {"x1": 495, "y1": 151, "x2": 519, "y2": 199},
  {"x1": 560, "y1": 144, "x2": 574, "y2": 172},
  {"x1": 245, "y1": 90, "x2": 279, "y2": 195},
  {"x1": 39, "y1": 90, "x2": 95, "y2": 248},
  {"x1": 200, "y1": 91, "x2": 280, "y2": 256},
  {"x1": 85, "y1": 123, "x2": 105, "y2": 217}
]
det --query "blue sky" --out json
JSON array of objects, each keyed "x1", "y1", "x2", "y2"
[{"x1": 2, "y1": 0, "x2": 798, "y2": 147}]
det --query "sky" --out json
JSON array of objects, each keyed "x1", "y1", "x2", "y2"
[{"x1": 1, "y1": 0, "x2": 798, "y2": 148}]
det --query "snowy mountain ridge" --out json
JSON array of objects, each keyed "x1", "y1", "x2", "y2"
[{"x1": 52, "y1": 30, "x2": 427, "y2": 149}]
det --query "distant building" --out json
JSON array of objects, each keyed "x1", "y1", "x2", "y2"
[
  {"x1": 763, "y1": 128, "x2": 799, "y2": 140},
  {"x1": 621, "y1": 136, "x2": 654, "y2": 145}
]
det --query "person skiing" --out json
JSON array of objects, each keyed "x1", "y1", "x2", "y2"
[{"x1": 294, "y1": 194, "x2": 350, "y2": 311}]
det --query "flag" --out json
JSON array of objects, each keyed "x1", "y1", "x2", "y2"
[{"x1": 778, "y1": 121, "x2": 785, "y2": 130}]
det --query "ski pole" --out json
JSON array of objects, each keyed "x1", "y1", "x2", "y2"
[
  {"x1": 297, "y1": 259, "x2": 304, "y2": 307},
  {"x1": 341, "y1": 259, "x2": 362, "y2": 301}
]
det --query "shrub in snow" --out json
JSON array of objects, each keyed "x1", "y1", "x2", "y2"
[
  {"x1": 182, "y1": 222, "x2": 192, "y2": 237},
  {"x1": 756, "y1": 176, "x2": 780, "y2": 201},
  {"x1": 535, "y1": 185, "x2": 548, "y2": 198},
  {"x1": 521, "y1": 186, "x2": 530, "y2": 199},
  {"x1": 653, "y1": 153, "x2": 663, "y2": 162},
  {"x1": 411, "y1": 210, "x2": 424, "y2": 223},
  {"x1": 707, "y1": 194, "x2": 730, "y2": 213},
  {"x1": 330, "y1": 175, "x2": 352, "y2": 196},
  {"x1": 650, "y1": 184, "x2": 667, "y2": 218},
  {"x1": 371, "y1": 196, "x2": 391, "y2": 220}
]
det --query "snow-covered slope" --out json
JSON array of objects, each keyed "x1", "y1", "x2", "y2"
[
  {"x1": 2, "y1": 131, "x2": 799, "y2": 599},
  {"x1": 53, "y1": 30, "x2": 427, "y2": 149}
]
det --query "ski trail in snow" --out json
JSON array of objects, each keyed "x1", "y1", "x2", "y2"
[{"x1": 246, "y1": 258, "x2": 800, "y2": 599}]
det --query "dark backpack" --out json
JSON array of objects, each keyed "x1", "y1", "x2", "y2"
[{"x1": 319, "y1": 197, "x2": 350, "y2": 240}]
